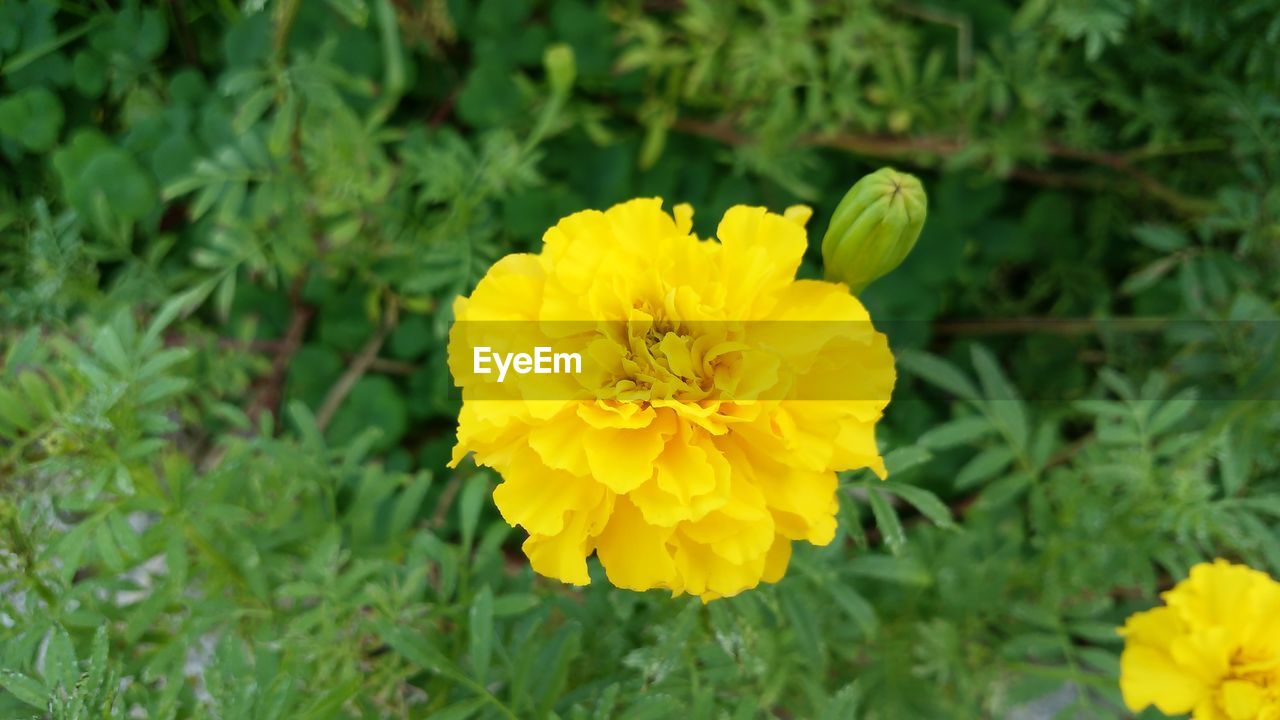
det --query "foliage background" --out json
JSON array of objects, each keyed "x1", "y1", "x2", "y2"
[{"x1": 1, "y1": 0, "x2": 1278, "y2": 718}]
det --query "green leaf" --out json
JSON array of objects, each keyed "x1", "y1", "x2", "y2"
[
  {"x1": 298, "y1": 676, "x2": 361, "y2": 719},
  {"x1": 456, "y1": 62, "x2": 522, "y2": 128},
  {"x1": 919, "y1": 416, "x2": 995, "y2": 449},
  {"x1": 42, "y1": 624, "x2": 78, "y2": 690},
  {"x1": 1217, "y1": 430, "x2": 1248, "y2": 496},
  {"x1": 429, "y1": 698, "x2": 488, "y2": 720},
  {"x1": 52, "y1": 130, "x2": 158, "y2": 230},
  {"x1": 1077, "y1": 647, "x2": 1120, "y2": 675},
  {"x1": 388, "y1": 471, "x2": 433, "y2": 537},
  {"x1": 72, "y1": 50, "x2": 106, "y2": 97},
  {"x1": 374, "y1": 621, "x2": 452, "y2": 675},
  {"x1": 883, "y1": 445, "x2": 932, "y2": 475},
  {"x1": 880, "y1": 481, "x2": 955, "y2": 528},
  {"x1": 491, "y1": 593, "x2": 539, "y2": 617},
  {"x1": 94, "y1": 520, "x2": 126, "y2": 572},
  {"x1": 846, "y1": 554, "x2": 930, "y2": 585},
  {"x1": 108, "y1": 510, "x2": 141, "y2": 560},
  {"x1": 822, "y1": 681, "x2": 864, "y2": 720},
  {"x1": 324, "y1": 375, "x2": 407, "y2": 452},
  {"x1": 88, "y1": 625, "x2": 110, "y2": 685},
  {"x1": 1122, "y1": 254, "x2": 1182, "y2": 295},
  {"x1": 288, "y1": 401, "x2": 326, "y2": 451},
  {"x1": 468, "y1": 585, "x2": 495, "y2": 683},
  {"x1": 618, "y1": 694, "x2": 684, "y2": 720},
  {"x1": 1069, "y1": 621, "x2": 1123, "y2": 645},
  {"x1": 54, "y1": 518, "x2": 95, "y2": 583},
  {"x1": 823, "y1": 582, "x2": 877, "y2": 637},
  {"x1": 955, "y1": 446, "x2": 1016, "y2": 490},
  {"x1": 324, "y1": 0, "x2": 370, "y2": 26},
  {"x1": 0, "y1": 670, "x2": 49, "y2": 710},
  {"x1": 458, "y1": 473, "x2": 489, "y2": 552},
  {"x1": 865, "y1": 484, "x2": 905, "y2": 552},
  {"x1": 1132, "y1": 223, "x2": 1188, "y2": 251},
  {"x1": 897, "y1": 349, "x2": 980, "y2": 401},
  {"x1": 780, "y1": 587, "x2": 824, "y2": 663},
  {"x1": 971, "y1": 345, "x2": 1029, "y2": 448},
  {"x1": 531, "y1": 621, "x2": 581, "y2": 717},
  {"x1": 975, "y1": 473, "x2": 1034, "y2": 510},
  {"x1": 1149, "y1": 390, "x2": 1197, "y2": 435},
  {"x1": 0, "y1": 85, "x2": 64, "y2": 151}
]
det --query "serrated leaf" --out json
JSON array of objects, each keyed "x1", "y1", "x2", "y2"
[
  {"x1": 1148, "y1": 390, "x2": 1197, "y2": 435},
  {"x1": 822, "y1": 680, "x2": 863, "y2": 720},
  {"x1": 919, "y1": 416, "x2": 995, "y2": 449},
  {"x1": 532, "y1": 622, "x2": 582, "y2": 717},
  {"x1": 95, "y1": 521, "x2": 125, "y2": 571},
  {"x1": 0, "y1": 670, "x2": 48, "y2": 710},
  {"x1": 897, "y1": 349, "x2": 980, "y2": 401},
  {"x1": 880, "y1": 481, "x2": 955, "y2": 528},
  {"x1": 780, "y1": 587, "x2": 824, "y2": 663},
  {"x1": 374, "y1": 621, "x2": 452, "y2": 675},
  {"x1": 846, "y1": 554, "x2": 931, "y2": 585},
  {"x1": 1132, "y1": 223, "x2": 1188, "y2": 251},
  {"x1": 1077, "y1": 647, "x2": 1120, "y2": 675},
  {"x1": 1217, "y1": 431, "x2": 1248, "y2": 496},
  {"x1": 42, "y1": 624, "x2": 78, "y2": 690},
  {"x1": 883, "y1": 445, "x2": 932, "y2": 474},
  {"x1": 824, "y1": 582, "x2": 877, "y2": 637},
  {"x1": 865, "y1": 484, "x2": 905, "y2": 552},
  {"x1": 975, "y1": 473, "x2": 1034, "y2": 510},
  {"x1": 971, "y1": 345, "x2": 1029, "y2": 448},
  {"x1": 955, "y1": 446, "x2": 1016, "y2": 490},
  {"x1": 88, "y1": 625, "x2": 110, "y2": 684}
]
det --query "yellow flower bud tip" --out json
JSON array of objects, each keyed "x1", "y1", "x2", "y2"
[
  {"x1": 821, "y1": 167, "x2": 927, "y2": 295},
  {"x1": 783, "y1": 204, "x2": 813, "y2": 227}
]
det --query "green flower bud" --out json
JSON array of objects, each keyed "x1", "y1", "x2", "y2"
[
  {"x1": 821, "y1": 167, "x2": 927, "y2": 294},
  {"x1": 544, "y1": 44, "x2": 576, "y2": 96}
]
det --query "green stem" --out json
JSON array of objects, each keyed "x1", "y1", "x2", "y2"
[{"x1": 0, "y1": 16, "x2": 107, "y2": 77}]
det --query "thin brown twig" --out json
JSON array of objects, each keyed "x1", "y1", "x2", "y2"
[
  {"x1": 428, "y1": 91, "x2": 458, "y2": 127},
  {"x1": 669, "y1": 118, "x2": 1216, "y2": 216},
  {"x1": 316, "y1": 300, "x2": 400, "y2": 431},
  {"x1": 931, "y1": 317, "x2": 1171, "y2": 336},
  {"x1": 165, "y1": 0, "x2": 199, "y2": 65},
  {"x1": 430, "y1": 473, "x2": 464, "y2": 529},
  {"x1": 245, "y1": 274, "x2": 314, "y2": 424},
  {"x1": 369, "y1": 357, "x2": 419, "y2": 376},
  {"x1": 165, "y1": 332, "x2": 420, "y2": 376}
]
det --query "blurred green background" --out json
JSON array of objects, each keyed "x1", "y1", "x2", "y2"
[{"x1": 1, "y1": 1, "x2": 1278, "y2": 718}]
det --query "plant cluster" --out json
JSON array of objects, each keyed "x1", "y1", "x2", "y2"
[{"x1": 1, "y1": 1, "x2": 1277, "y2": 718}]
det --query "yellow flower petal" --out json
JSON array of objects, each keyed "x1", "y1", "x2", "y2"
[
  {"x1": 1120, "y1": 645, "x2": 1206, "y2": 714},
  {"x1": 1221, "y1": 680, "x2": 1266, "y2": 720},
  {"x1": 596, "y1": 497, "x2": 679, "y2": 592}
]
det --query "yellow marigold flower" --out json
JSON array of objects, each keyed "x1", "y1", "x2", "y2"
[
  {"x1": 1119, "y1": 559, "x2": 1280, "y2": 719},
  {"x1": 448, "y1": 199, "x2": 895, "y2": 601}
]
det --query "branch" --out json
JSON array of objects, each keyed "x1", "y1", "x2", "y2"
[
  {"x1": 670, "y1": 118, "x2": 1216, "y2": 216},
  {"x1": 931, "y1": 317, "x2": 1172, "y2": 336},
  {"x1": 315, "y1": 300, "x2": 400, "y2": 431},
  {"x1": 245, "y1": 274, "x2": 314, "y2": 424},
  {"x1": 165, "y1": 0, "x2": 199, "y2": 65}
]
